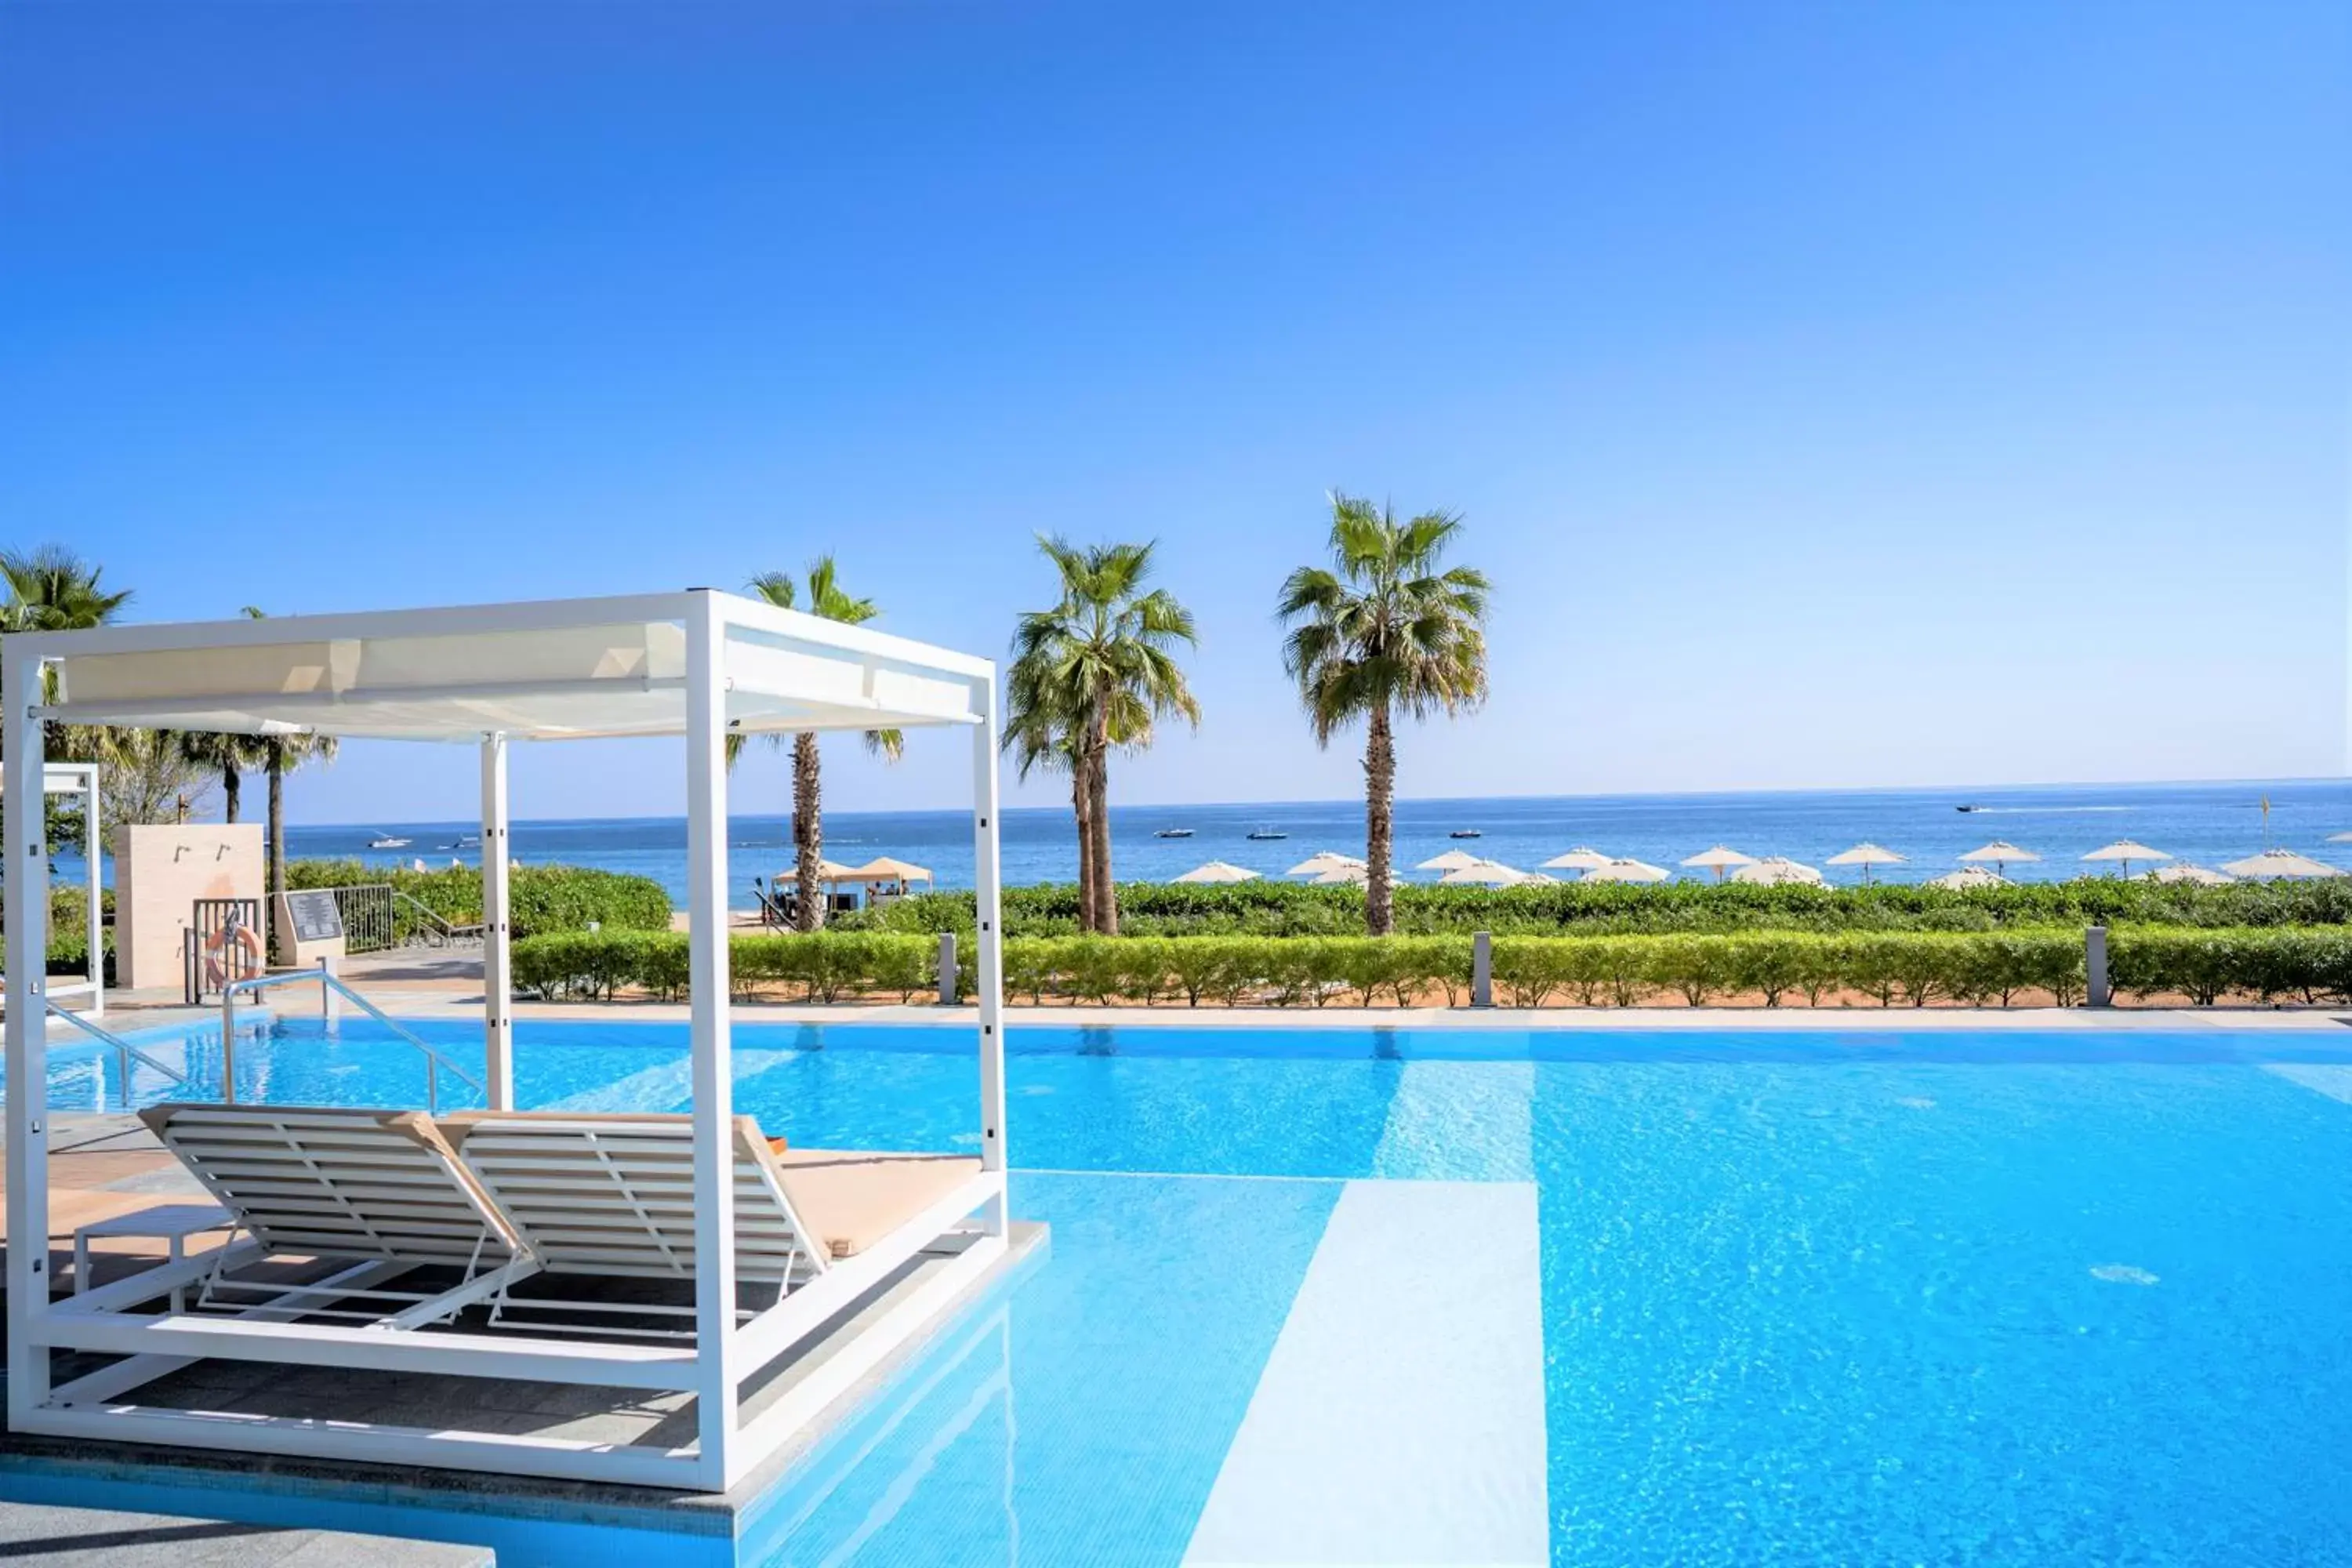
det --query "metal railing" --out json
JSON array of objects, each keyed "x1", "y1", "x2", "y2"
[
  {"x1": 220, "y1": 965, "x2": 485, "y2": 1115},
  {"x1": 45, "y1": 999, "x2": 191, "y2": 1098},
  {"x1": 284, "y1": 885, "x2": 485, "y2": 954},
  {"x1": 393, "y1": 891, "x2": 485, "y2": 949}
]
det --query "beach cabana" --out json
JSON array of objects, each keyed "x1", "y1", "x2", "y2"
[
  {"x1": 1581, "y1": 858, "x2": 1670, "y2": 884},
  {"x1": 1173, "y1": 859, "x2": 1259, "y2": 884},
  {"x1": 1730, "y1": 856, "x2": 1825, "y2": 887},
  {"x1": 843, "y1": 856, "x2": 934, "y2": 902},
  {"x1": 1929, "y1": 866, "x2": 2007, "y2": 890},
  {"x1": 2082, "y1": 840, "x2": 2171, "y2": 877},
  {"x1": 2150, "y1": 863, "x2": 2234, "y2": 886},
  {"x1": 1680, "y1": 846, "x2": 1757, "y2": 883},
  {"x1": 3, "y1": 590, "x2": 1012, "y2": 1494},
  {"x1": 1959, "y1": 840, "x2": 2039, "y2": 873},
  {"x1": 2220, "y1": 848, "x2": 2340, "y2": 880},
  {"x1": 1825, "y1": 843, "x2": 1904, "y2": 885},
  {"x1": 1287, "y1": 851, "x2": 1366, "y2": 877},
  {"x1": 1540, "y1": 846, "x2": 1612, "y2": 873},
  {"x1": 1415, "y1": 849, "x2": 1486, "y2": 873}
]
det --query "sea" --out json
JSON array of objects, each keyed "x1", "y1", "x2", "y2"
[{"x1": 114, "y1": 778, "x2": 2350, "y2": 909}]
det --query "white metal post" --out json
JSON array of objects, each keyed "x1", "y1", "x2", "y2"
[
  {"x1": 970, "y1": 671, "x2": 1008, "y2": 1215},
  {"x1": 684, "y1": 593, "x2": 738, "y2": 1485},
  {"x1": 5, "y1": 640, "x2": 52, "y2": 1420},
  {"x1": 480, "y1": 732, "x2": 513, "y2": 1109},
  {"x1": 82, "y1": 767, "x2": 102, "y2": 1017}
]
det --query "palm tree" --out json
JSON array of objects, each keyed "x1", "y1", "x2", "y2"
[
  {"x1": 728, "y1": 559, "x2": 900, "y2": 931},
  {"x1": 1004, "y1": 537, "x2": 1199, "y2": 935},
  {"x1": 176, "y1": 731, "x2": 267, "y2": 824},
  {"x1": 0, "y1": 545, "x2": 130, "y2": 632},
  {"x1": 1276, "y1": 494, "x2": 1490, "y2": 935},
  {"x1": 238, "y1": 609, "x2": 337, "y2": 958}
]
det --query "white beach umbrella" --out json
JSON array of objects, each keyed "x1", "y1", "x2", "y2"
[
  {"x1": 1415, "y1": 848, "x2": 1487, "y2": 873},
  {"x1": 1730, "y1": 856, "x2": 1826, "y2": 887},
  {"x1": 1287, "y1": 851, "x2": 1367, "y2": 877},
  {"x1": 2082, "y1": 840, "x2": 2172, "y2": 877},
  {"x1": 1825, "y1": 843, "x2": 1905, "y2": 885},
  {"x1": 1540, "y1": 846, "x2": 1613, "y2": 872},
  {"x1": 1581, "y1": 857, "x2": 1671, "y2": 884},
  {"x1": 1172, "y1": 859, "x2": 1261, "y2": 884},
  {"x1": 1308, "y1": 864, "x2": 1368, "y2": 886},
  {"x1": 1928, "y1": 866, "x2": 2008, "y2": 891},
  {"x1": 1439, "y1": 860, "x2": 1530, "y2": 887},
  {"x1": 2149, "y1": 863, "x2": 2234, "y2": 886},
  {"x1": 2220, "y1": 848, "x2": 2341, "y2": 880},
  {"x1": 1679, "y1": 845, "x2": 1759, "y2": 883},
  {"x1": 1958, "y1": 840, "x2": 2040, "y2": 873}
]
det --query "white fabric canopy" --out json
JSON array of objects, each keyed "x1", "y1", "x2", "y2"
[
  {"x1": 1173, "y1": 860, "x2": 1260, "y2": 884},
  {"x1": 1582, "y1": 858, "x2": 1670, "y2": 884},
  {"x1": 1287, "y1": 851, "x2": 1367, "y2": 876},
  {"x1": 1415, "y1": 849, "x2": 1486, "y2": 873},
  {"x1": 38, "y1": 593, "x2": 989, "y2": 742},
  {"x1": 1731, "y1": 857, "x2": 1825, "y2": 887},
  {"x1": 2220, "y1": 848, "x2": 2339, "y2": 880},
  {"x1": 1541, "y1": 846, "x2": 1612, "y2": 871}
]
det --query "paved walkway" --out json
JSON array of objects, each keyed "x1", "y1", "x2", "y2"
[{"x1": 0, "y1": 1500, "x2": 491, "y2": 1565}]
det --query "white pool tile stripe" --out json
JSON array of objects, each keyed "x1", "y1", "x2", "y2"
[
  {"x1": 1373, "y1": 1059, "x2": 1536, "y2": 1181},
  {"x1": 546, "y1": 1048, "x2": 802, "y2": 1112},
  {"x1": 2263, "y1": 1063, "x2": 2352, "y2": 1104},
  {"x1": 1183, "y1": 1179, "x2": 1549, "y2": 1568}
]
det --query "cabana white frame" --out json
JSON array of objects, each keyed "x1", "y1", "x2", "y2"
[
  {"x1": 2, "y1": 763, "x2": 103, "y2": 1014},
  {"x1": 3, "y1": 591, "x2": 1011, "y2": 1491}
]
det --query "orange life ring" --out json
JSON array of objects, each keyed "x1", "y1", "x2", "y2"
[{"x1": 201, "y1": 923, "x2": 264, "y2": 985}]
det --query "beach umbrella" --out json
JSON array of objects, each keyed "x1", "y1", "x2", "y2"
[
  {"x1": 1730, "y1": 856, "x2": 1826, "y2": 887},
  {"x1": 1680, "y1": 845, "x2": 1758, "y2": 883},
  {"x1": 1172, "y1": 859, "x2": 1261, "y2": 884},
  {"x1": 1415, "y1": 848, "x2": 1487, "y2": 873},
  {"x1": 1540, "y1": 846, "x2": 1613, "y2": 872},
  {"x1": 1439, "y1": 860, "x2": 1531, "y2": 886},
  {"x1": 1928, "y1": 866, "x2": 2008, "y2": 890},
  {"x1": 1287, "y1": 851, "x2": 1367, "y2": 877},
  {"x1": 1958, "y1": 840, "x2": 2040, "y2": 873},
  {"x1": 2149, "y1": 863, "x2": 2234, "y2": 886},
  {"x1": 2081, "y1": 840, "x2": 2171, "y2": 877},
  {"x1": 2220, "y1": 848, "x2": 2341, "y2": 880},
  {"x1": 1308, "y1": 864, "x2": 1368, "y2": 886},
  {"x1": 1825, "y1": 843, "x2": 1905, "y2": 885},
  {"x1": 1581, "y1": 857, "x2": 1671, "y2": 884}
]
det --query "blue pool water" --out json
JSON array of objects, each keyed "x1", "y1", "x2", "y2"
[{"x1": 15, "y1": 1016, "x2": 2352, "y2": 1565}]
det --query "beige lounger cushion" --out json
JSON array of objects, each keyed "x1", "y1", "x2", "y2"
[
  {"x1": 442, "y1": 1111, "x2": 826, "y2": 1285},
  {"x1": 769, "y1": 1149, "x2": 985, "y2": 1259},
  {"x1": 136, "y1": 1103, "x2": 517, "y2": 1265}
]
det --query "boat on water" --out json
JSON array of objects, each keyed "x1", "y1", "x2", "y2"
[
  {"x1": 1154, "y1": 827, "x2": 1195, "y2": 839},
  {"x1": 1245, "y1": 826, "x2": 1288, "y2": 840},
  {"x1": 1956, "y1": 804, "x2": 1982, "y2": 813},
  {"x1": 368, "y1": 832, "x2": 412, "y2": 849},
  {"x1": 1450, "y1": 829, "x2": 1483, "y2": 839}
]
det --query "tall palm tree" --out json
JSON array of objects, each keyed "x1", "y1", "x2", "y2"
[
  {"x1": 1004, "y1": 537, "x2": 1199, "y2": 935},
  {"x1": 176, "y1": 730, "x2": 267, "y2": 824},
  {"x1": 238, "y1": 609, "x2": 338, "y2": 957},
  {"x1": 0, "y1": 545, "x2": 131, "y2": 632},
  {"x1": 1276, "y1": 494, "x2": 1490, "y2": 935},
  {"x1": 727, "y1": 559, "x2": 900, "y2": 931}
]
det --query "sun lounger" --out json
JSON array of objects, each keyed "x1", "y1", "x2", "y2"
[{"x1": 134, "y1": 1103, "x2": 532, "y2": 1327}]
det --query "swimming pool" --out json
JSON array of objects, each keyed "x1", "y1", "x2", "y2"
[{"x1": 16, "y1": 1015, "x2": 2352, "y2": 1564}]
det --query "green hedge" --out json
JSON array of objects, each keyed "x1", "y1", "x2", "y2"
[
  {"x1": 287, "y1": 859, "x2": 670, "y2": 940},
  {"x1": 845, "y1": 877, "x2": 2352, "y2": 941}
]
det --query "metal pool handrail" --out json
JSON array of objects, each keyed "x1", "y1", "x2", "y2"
[
  {"x1": 45, "y1": 1000, "x2": 191, "y2": 1095},
  {"x1": 220, "y1": 968, "x2": 485, "y2": 1114}
]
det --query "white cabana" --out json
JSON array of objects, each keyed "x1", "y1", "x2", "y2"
[
  {"x1": 1581, "y1": 857, "x2": 1671, "y2": 884},
  {"x1": 1287, "y1": 851, "x2": 1365, "y2": 877},
  {"x1": 1308, "y1": 863, "x2": 1368, "y2": 886},
  {"x1": 2082, "y1": 840, "x2": 2171, "y2": 876},
  {"x1": 1173, "y1": 859, "x2": 1259, "y2": 884},
  {"x1": 1730, "y1": 856, "x2": 1826, "y2": 887},
  {"x1": 1414, "y1": 848, "x2": 1486, "y2": 873},
  {"x1": 1958, "y1": 840, "x2": 2039, "y2": 873},
  {"x1": 1680, "y1": 845, "x2": 1757, "y2": 883},
  {"x1": 1540, "y1": 846, "x2": 1612, "y2": 873},
  {"x1": 0, "y1": 763, "x2": 103, "y2": 1014},
  {"x1": 1825, "y1": 842, "x2": 1904, "y2": 885},
  {"x1": 2220, "y1": 848, "x2": 2341, "y2": 880},
  {"x1": 2, "y1": 590, "x2": 1011, "y2": 1494}
]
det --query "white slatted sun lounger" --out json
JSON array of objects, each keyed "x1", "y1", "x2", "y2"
[
  {"x1": 443, "y1": 1112, "x2": 829, "y2": 1339},
  {"x1": 136, "y1": 1103, "x2": 536, "y2": 1329}
]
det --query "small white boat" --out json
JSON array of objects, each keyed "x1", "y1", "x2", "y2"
[
  {"x1": 368, "y1": 832, "x2": 412, "y2": 849},
  {"x1": 1155, "y1": 827, "x2": 1195, "y2": 839}
]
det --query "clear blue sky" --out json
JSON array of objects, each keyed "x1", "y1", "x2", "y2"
[{"x1": 4, "y1": 2, "x2": 2346, "y2": 825}]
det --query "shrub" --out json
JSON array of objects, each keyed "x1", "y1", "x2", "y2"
[{"x1": 289, "y1": 859, "x2": 670, "y2": 939}]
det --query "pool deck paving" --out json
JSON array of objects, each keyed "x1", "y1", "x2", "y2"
[{"x1": 0, "y1": 1497, "x2": 493, "y2": 1565}]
